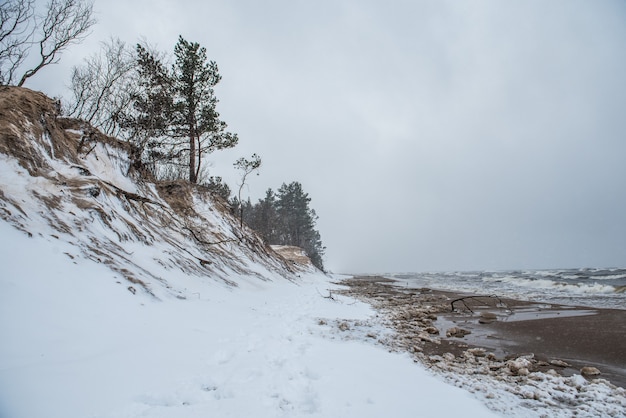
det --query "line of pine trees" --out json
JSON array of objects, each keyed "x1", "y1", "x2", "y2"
[{"x1": 231, "y1": 182, "x2": 325, "y2": 271}]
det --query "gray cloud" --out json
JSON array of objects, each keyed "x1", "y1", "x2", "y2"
[{"x1": 29, "y1": 0, "x2": 626, "y2": 273}]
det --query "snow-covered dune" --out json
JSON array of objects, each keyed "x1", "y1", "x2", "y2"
[
  {"x1": 0, "y1": 221, "x2": 498, "y2": 418},
  {"x1": 0, "y1": 86, "x2": 306, "y2": 299}
]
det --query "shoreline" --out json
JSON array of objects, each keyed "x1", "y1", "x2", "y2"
[{"x1": 336, "y1": 275, "x2": 626, "y2": 389}]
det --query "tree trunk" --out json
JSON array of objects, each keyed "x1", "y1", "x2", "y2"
[
  {"x1": 195, "y1": 134, "x2": 202, "y2": 182},
  {"x1": 189, "y1": 134, "x2": 196, "y2": 183},
  {"x1": 188, "y1": 113, "x2": 197, "y2": 183}
]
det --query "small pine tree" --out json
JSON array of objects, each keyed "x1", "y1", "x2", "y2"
[
  {"x1": 204, "y1": 176, "x2": 231, "y2": 201},
  {"x1": 124, "y1": 43, "x2": 174, "y2": 171}
]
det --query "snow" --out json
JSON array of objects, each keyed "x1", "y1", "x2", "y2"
[{"x1": 0, "y1": 222, "x2": 497, "y2": 418}]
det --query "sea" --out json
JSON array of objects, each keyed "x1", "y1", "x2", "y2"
[{"x1": 388, "y1": 268, "x2": 626, "y2": 310}]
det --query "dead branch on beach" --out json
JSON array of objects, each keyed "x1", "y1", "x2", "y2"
[
  {"x1": 317, "y1": 288, "x2": 336, "y2": 301},
  {"x1": 450, "y1": 294, "x2": 507, "y2": 313}
]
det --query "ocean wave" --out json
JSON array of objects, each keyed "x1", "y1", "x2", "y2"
[
  {"x1": 394, "y1": 270, "x2": 626, "y2": 309},
  {"x1": 585, "y1": 273, "x2": 626, "y2": 281},
  {"x1": 480, "y1": 275, "x2": 619, "y2": 294},
  {"x1": 522, "y1": 269, "x2": 626, "y2": 281}
]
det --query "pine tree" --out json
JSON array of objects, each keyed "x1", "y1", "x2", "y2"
[
  {"x1": 126, "y1": 36, "x2": 238, "y2": 182},
  {"x1": 250, "y1": 188, "x2": 279, "y2": 244},
  {"x1": 123, "y1": 43, "x2": 174, "y2": 169},
  {"x1": 172, "y1": 36, "x2": 238, "y2": 183}
]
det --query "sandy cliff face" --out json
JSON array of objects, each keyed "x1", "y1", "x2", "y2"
[
  {"x1": 270, "y1": 245, "x2": 316, "y2": 271},
  {"x1": 0, "y1": 86, "x2": 310, "y2": 298}
]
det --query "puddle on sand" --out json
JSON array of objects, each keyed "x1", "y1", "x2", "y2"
[
  {"x1": 434, "y1": 305, "x2": 598, "y2": 358},
  {"x1": 435, "y1": 313, "x2": 512, "y2": 358},
  {"x1": 496, "y1": 306, "x2": 598, "y2": 322}
]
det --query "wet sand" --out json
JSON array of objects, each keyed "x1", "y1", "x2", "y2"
[{"x1": 337, "y1": 276, "x2": 626, "y2": 389}]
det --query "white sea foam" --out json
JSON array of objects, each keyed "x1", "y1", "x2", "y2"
[{"x1": 482, "y1": 276, "x2": 617, "y2": 294}]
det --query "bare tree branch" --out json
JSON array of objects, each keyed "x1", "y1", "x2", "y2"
[
  {"x1": 17, "y1": 0, "x2": 96, "y2": 87},
  {"x1": 66, "y1": 37, "x2": 136, "y2": 137},
  {"x1": 234, "y1": 154, "x2": 262, "y2": 228},
  {"x1": 0, "y1": 0, "x2": 35, "y2": 84}
]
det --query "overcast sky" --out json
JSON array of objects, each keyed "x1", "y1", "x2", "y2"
[{"x1": 30, "y1": 0, "x2": 626, "y2": 273}]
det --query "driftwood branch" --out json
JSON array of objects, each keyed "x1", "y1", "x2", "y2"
[
  {"x1": 450, "y1": 294, "x2": 506, "y2": 313},
  {"x1": 317, "y1": 287, "x2": 336, "y2": 301},
  {"x1": 184, "y1": 226, "x2": 238, "y2": 247},
  {"x1": 112, "y1": 185, "x2": 156, "y2": 204}
]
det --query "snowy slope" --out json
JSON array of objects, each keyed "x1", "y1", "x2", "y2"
[
  {"x1": 0, "y1": 87, "x2": 306, "y2": 300},
  {"x1": 0, "y1": 222, "x2": 498, "y2": 418}
]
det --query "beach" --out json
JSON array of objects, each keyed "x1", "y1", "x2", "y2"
[{"x1": 336, "y1": 275, "x2": 626, "y2": 415}]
